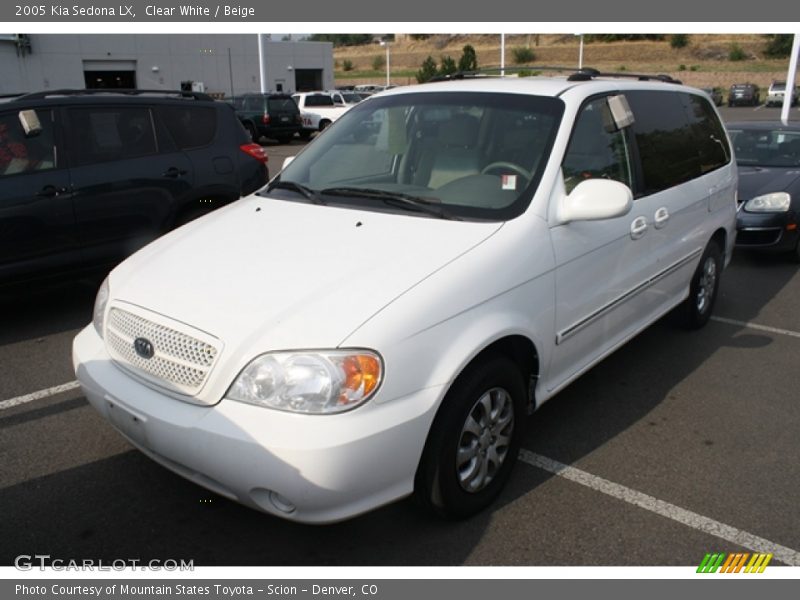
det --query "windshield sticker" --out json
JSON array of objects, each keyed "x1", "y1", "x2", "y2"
[{"x1": 501, "y1": 174, "x2": 517, "y2": 190}]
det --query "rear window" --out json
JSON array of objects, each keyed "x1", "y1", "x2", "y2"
[
  {"x1": 267, "y1": 98, "x2": 298, "y2": 113},
  {"x1": 304, "y1": 95, "x2": 335, "y2": 108},
  {"x1": 158, "y1": 105, "x2": 217, "y2": 149},
  {"x1": 625, "y1": 91, "x2": 729, "y2": 196}
]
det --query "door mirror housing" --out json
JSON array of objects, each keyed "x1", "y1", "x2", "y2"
[{"x1": 558, "y1": 179, "x2": 633, "y2": 223}]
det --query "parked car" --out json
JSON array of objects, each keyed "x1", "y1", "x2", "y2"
[
  {"x1": 74, "y1": 75, "x2": 736, "y2": 524},
  {"x1": 231, "y1": 92, "x2": 302, "y2": 144},
  {"x1": 292, "y1": 92, "x2": 351, "y2": 139},
  {"x1": 765, "y1": 81, "x2": 799, "y2": 107},
  {"x1": 700, "y1": 87, "x2": 723, "y2": 106},
  {"x1": 728, "y1": 121, "x2": 800, "y2": 260},
  {"x1": 327, "y1": 90, "x2": 364, "y2": 107},
  {"x1": 728, "y1": 83, "x2": 760, "y2": 107},
  {"x1": 0, "y1": 89, "x2": 268, "y2": 289}
]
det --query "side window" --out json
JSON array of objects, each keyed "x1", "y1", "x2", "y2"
[
  {"x1": 0, "y1": 110, "x2": 57, "y2": 176},
  {"x1": 562, "y1": 97, "x2": 633, "y2": 194},
  {"x1": 625, "y1": 91, "x2": 700, "y2": 195},
  {"x1": 157, "y1": 105, "x2": 217, "y2": 149},
  {"x1": 681, "y1": 93, "x2": 730, "y2": 173},
  {"x1": 68, "y1": 107, "x2": 157, "y2": 166}
]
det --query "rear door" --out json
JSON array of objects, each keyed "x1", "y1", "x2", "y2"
[
  {"x1": 0, "y1": 106, "x2": 77, "y2": 284},
  {"x1": 549, "y1": 94, "x2": 660, "y2": 392},
  {"x1": 65, "y1": 104, "x2": 193, "y2": 266}
]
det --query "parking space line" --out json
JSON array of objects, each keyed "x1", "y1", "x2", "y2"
[
  {"x1": 710, "y1": 316, "x2": 800, "y2": 339},
  {"x1": 519, "y1": 450, "x2": 800, "y2": 566},
  {"x1": 0, "y1": 381, "x2": 81, "y2": 411}
]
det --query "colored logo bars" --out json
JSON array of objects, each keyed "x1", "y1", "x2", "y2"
[{"x1": 697, "y1": 552, "x2": 773, "y2": 573}]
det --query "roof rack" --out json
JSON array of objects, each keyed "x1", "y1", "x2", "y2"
[
  {"x1": 567, "y1": 68, "x2": 681, "y2": 84},
  {"x1": 427, "y1": 65, "x2": 682, "y2": 85},
  {"x1": 12, "y1": 89, "x2": 216, "y2": 102}
]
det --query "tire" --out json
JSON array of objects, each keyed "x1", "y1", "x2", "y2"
[
  {"x1": 676, "y1": 240, "x2": 723, "y2": 329},
  {"x1": 414, "y1": 355, "x2": 526, "y2": 519},
  {"x1": 790, "y1": 239, "x2": 800, "y2": 264},
  {"x1": 299, "y1": 130, "x2": 312, "y2": 141},
  {"x1": 319, "y1": 119, "x2": 331, "y2": 132}
]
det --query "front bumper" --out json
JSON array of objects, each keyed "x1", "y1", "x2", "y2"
[
  {"x1": 736, "y1": 209, "x2": 799, "y2": 253},
  {"x1": 73, "y1": 325, "x2": 442, "y2": 523}
]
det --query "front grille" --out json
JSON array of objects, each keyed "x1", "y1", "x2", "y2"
[{"x1": 106, "y1": 308, "x2": 219, "y2": 396}]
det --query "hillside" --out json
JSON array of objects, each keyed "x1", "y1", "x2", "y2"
[{"x1": 333, "y1": 34, "x2": 795, "y2": 90}]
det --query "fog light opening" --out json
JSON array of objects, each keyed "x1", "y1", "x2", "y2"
[{"x1": 269, "y1": 491, "x2": 296, "y2": 514}]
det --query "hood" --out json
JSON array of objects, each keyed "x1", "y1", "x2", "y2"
[
  {"x1": 109, "y1": 195, "x2": 502, "y2": 371},
  {"x1": 737, "y1": 166, "x2": 800, "y2": 200}
]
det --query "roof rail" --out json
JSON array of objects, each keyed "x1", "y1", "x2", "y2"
[
  {"x1": 12, "y1": 89, "x2": 216, "y2": 102},
  {"x1": 567, "y1": 68, "x2": 682, "y2": 84},
  {"x1": 426, "y1": 65, "x2": 682, "y2": 85}
]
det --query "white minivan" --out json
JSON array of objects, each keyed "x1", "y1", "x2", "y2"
[{"x1": 73, "y1": 74, "x2": 737, "y2": 523}]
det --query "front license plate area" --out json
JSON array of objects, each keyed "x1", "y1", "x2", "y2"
[{"x1": 105, "y1": 395, "x2": 149, "y2": 447}]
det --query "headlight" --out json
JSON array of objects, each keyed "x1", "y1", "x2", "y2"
[
  {"x1": 92, "y1": 276, "x2": 110, "y2": 339},
  {"x1": 227, "y1": 350, "x2": 383, "y2": 414},
  {"x1": 744, "y1": 192, "x2": 791, "y2": 212}
]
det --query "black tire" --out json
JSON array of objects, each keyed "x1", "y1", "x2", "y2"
[
  {"x1": 790, "y1": 239, "x2": 800, "y2": 264},
  {"x1": 319, "y1": 119, "x2": 331, "y2": 132},
  {"x1": 299, "y1": 130, "x2": 312, "y2": 141},
  {"x1": 276, "y1": 135, "x2": 292, "y2": 144},
  {"x1": 414, "y1": 355, "x2": 526, "y2": 519},
  {"x1": 676, "y1": 240, "x2": 723, "y2": 329}
]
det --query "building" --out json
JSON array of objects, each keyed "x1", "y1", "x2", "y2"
[{"x1": 0, "y1": 34, "x2": 334, "y2": 97}]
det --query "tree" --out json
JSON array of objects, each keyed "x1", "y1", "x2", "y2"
[
  {"x1": 439, "y1": 55, "x2": 457, "y2": 76},
  {"x1": 416, "y1": 56, "x2": 439, "y2": 83},
  {"x1": 670, "y1": 34, "x2": 689, "y2": 49},
  {"x1": 458, "y1": 44, "x2": 478, "y2": 72},
  {"x1": 763, "y1": 34, "x2": 793, "y2": 58},
  {"x1": 512, "y1": 46, "x2": 536, "y2": 64}
]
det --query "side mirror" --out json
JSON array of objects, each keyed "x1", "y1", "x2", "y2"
[
  {"x1": 282, "y1": 156, "x2": 295, "y2": 170},
  {"x1": 558, "y1": 179, "x2": 633, "y2": 223},
  {"x1": 18, "y1": 110, "x2": 42, "y2": 137}
]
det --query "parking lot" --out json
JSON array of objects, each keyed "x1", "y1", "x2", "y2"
[{"x1": 2, "y1": 104, "x2": 800, "y2": 567}]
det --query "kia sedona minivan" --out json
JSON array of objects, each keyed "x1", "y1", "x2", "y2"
[{"x1": 74, "y1": 73, "x2": 737, "y2": 523}]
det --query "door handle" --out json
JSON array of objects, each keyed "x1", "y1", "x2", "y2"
[
  {"x1": 162, "y1": 167, "x2": 187, "y2": 178},
  {"x1": 35, "y1": 185, "x2": 69, "y2": 198},
  {"x1": 630, "y1": 216, "x2": 648, "y2": 240},
  {"x1": 654, "y1": 207, "x2": 670, "y2": 229}
]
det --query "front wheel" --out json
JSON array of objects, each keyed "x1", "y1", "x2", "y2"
[
  {"x1": 414, "y1": 355, "x2": 526, "y2": 519},
  {"x1": 676, "y1": 241, "x2": 723, "y2": 329}
]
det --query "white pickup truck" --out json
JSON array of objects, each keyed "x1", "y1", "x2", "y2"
[{"x1": 292, "y1": 92, "x2": 351, "y2": 139}]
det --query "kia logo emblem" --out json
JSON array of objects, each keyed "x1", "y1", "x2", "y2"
[{"x1": 133, "y1": 337, "x2": 155, "y2": 359}]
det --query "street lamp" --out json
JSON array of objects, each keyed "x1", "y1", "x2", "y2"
[{"x1": 380, "y1": 39, "x2": 391, "y2": 87}]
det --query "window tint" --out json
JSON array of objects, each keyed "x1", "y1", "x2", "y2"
[
  {"x1": 267, "y1": 97, "x2": 298, "y2": 113},
  {"x1": 158, "y1": 105, "x2": 217, "y2": 149},
  {"x1": 304, "y1": 95, "x2": 335, "y2": 107},
  {"x1": 0, "y1": 109, "x2": 57, "y2": 176},
  {"x1": 242, "y1": 96, "x2": 263, "y2": 112},
  {"x1": 625, "y1": 91, "x2": 701, "y2": 195},
  {"x1": 682, "y1": 93, "x2": 730, "y2": 173},
  {"x1": 68, "y1": 107, "x2": 156, "y2": 166},
  {"x1": 562, "y1": 97, "x2": 632, "y2": 194}
]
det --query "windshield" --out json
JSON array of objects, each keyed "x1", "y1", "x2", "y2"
[
  {"x1": 730, "y1": 128, "x2": 800, "y2": 168},
  {"x1": 271, "y1": 91, "x2": 564, "y2": 221}
]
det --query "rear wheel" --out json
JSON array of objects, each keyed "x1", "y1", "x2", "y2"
[
  {"x1": 414, "y1": 355, "x2": 526, "y2": 519},
  {"x1": 246, "y1": 123, "x2": 261, "y2": 144},
  {"x1": 299, "y1": 130, "x2": 312, "y2": 141},
  {"x1": 677, "y1": 240, "x2": 723, "y2": 329},
  {"x1": 319, "y1": 119, "x2": 331, "y2": 132}
]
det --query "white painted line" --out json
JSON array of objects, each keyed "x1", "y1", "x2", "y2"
[
  {"x1": 711, "y1": 316, "x2": 800, "y2": 339},
  {"x1": 0, "y1": 381, "x2": 81, "y2": 411},
  {"x1": 519, "y1": 450, "x2": 800, "y2": 566}
]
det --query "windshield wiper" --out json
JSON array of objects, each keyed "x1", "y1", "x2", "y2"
[
  {"x1": 319, "y1": 187, "x2": 461, "y2": 220},
  {"x1": 264, "y1": 180, "x2": 326, "y2": 205}
]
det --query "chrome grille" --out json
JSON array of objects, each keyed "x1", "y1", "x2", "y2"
[{"x1": 106, "y1": 308, "x2": 219, "y2": 395}]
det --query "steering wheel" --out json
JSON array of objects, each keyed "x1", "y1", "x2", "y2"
[{"x1": 480, "y1": 161, "x2": 532, "y2": 184}]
